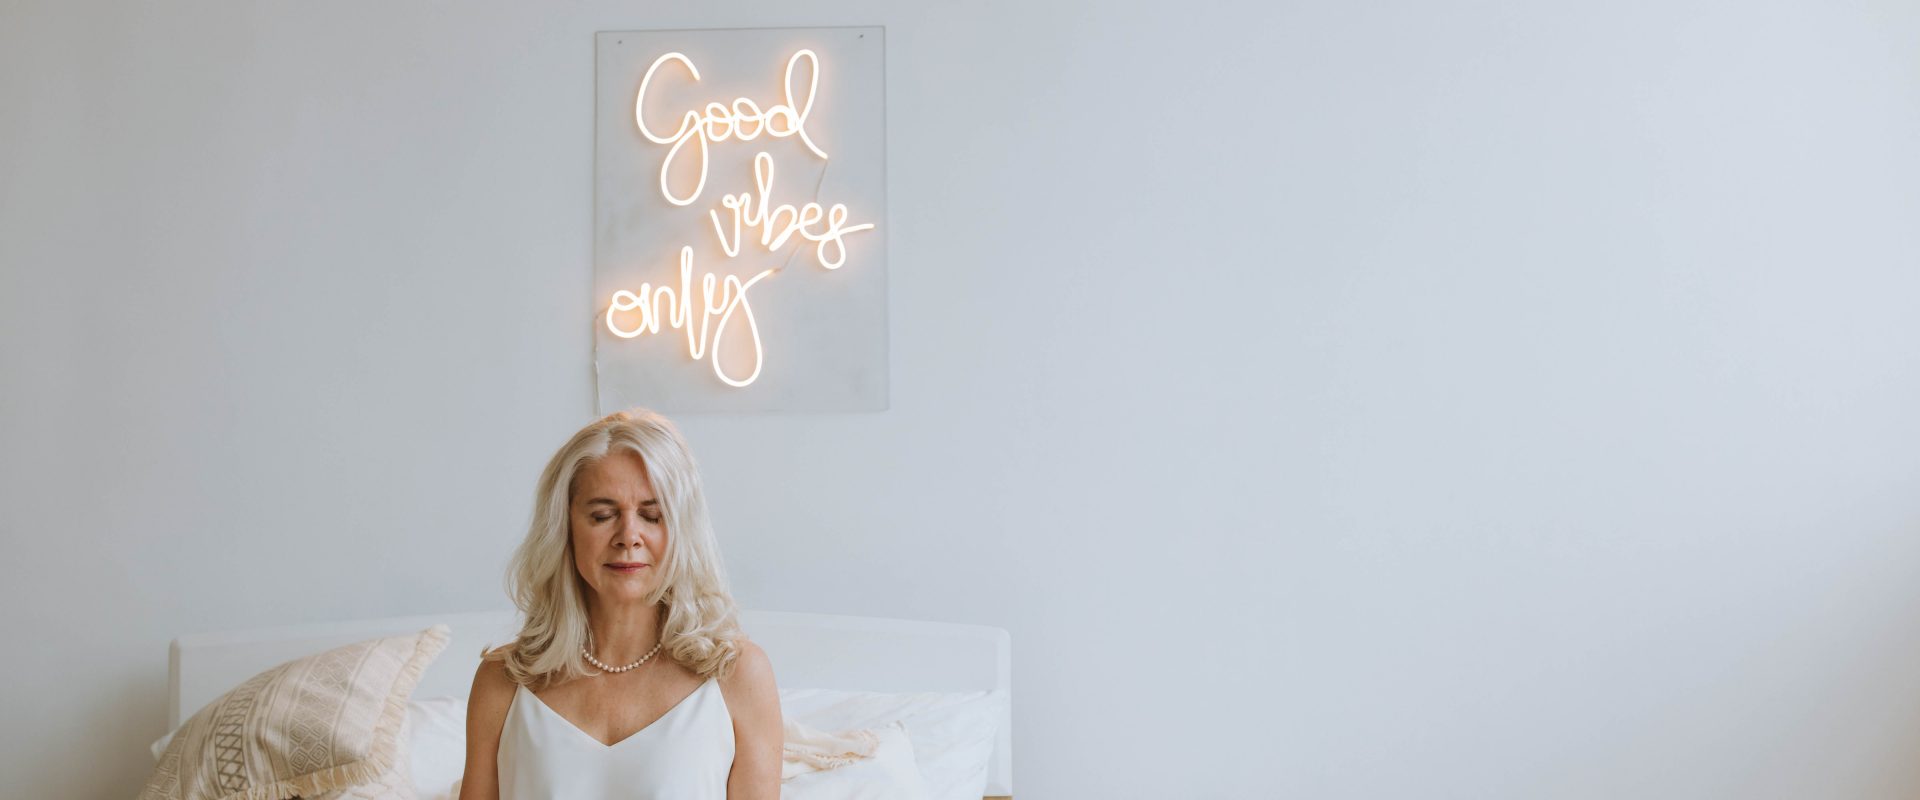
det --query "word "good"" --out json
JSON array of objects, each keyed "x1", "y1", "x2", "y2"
[{"x1": 635, "y1": 49, "x2": 826, "y2": 206}]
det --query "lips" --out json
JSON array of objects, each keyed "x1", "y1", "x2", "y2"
[{"x1": 605, "y1": 563, "x2": 649, "y2": 573}]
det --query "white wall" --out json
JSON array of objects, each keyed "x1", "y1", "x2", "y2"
[{"x1": 4, "y1": 1, "x2": 1920, "y2": 797}]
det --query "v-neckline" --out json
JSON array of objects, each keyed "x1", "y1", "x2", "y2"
[{"x1": 518, "y1": 677, "x2": 714, "y2": 748}]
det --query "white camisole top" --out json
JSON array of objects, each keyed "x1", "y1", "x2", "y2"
[{"x1": 497, "y1": 676, "x2": 735, "y2": 799}]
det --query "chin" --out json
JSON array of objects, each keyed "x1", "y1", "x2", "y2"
[
  {"x1": 606, "y1": 584, "x2": 654, "y2": 601},
  {"x1": 583, "y1": 579, "x2": 648, "y2": 601}
]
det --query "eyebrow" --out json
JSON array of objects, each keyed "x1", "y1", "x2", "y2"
[{"x1": 583, "y1": 498, "x2": 658, "y2": 507}]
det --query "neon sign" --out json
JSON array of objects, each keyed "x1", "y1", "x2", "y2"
[{"x1": 604, "y1": 48, "x2": 877, "y2": 388}]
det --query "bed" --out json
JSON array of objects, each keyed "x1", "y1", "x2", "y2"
[{"x1": 166, "y1": 609, "x2": 1013, "y2": 798}]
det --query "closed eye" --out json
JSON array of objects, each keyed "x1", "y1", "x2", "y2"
[{"x1": 592, "y1": 513, "x2": 661, "y2": 524}]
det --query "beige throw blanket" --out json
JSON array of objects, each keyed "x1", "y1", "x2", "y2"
[{"x1": 781, "y1": 717, "x2": 881, "y2": 781}]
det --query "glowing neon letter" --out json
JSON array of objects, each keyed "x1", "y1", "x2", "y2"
[
  {"x1": 604, "y1": 246, "x2": 774, "y2": 386},
  {"x1": 633, "y1": 49, "x2": 829, "y2": 206},
  {"x1": 706, "y1": 152, "x2": 876, "y2": 269}
]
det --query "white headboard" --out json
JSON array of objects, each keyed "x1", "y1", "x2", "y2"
[{"x1": 168, "y1": 609, "x2": 1013, "y2": 795}]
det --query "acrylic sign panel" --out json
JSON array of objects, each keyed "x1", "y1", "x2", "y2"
[{"x1": 594, "y1": 27, "x2": 888, "y2": 413}]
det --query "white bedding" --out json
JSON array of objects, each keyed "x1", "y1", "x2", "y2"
[
  {"x1": 162, "y1": 609, "x2": 1013, "y2": 796},
  {"x1": 153, "y1": 688, "x2": 1004, "y2": 800}
]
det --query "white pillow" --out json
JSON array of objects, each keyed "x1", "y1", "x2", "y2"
[
  {"x1": 781, "y1": 720, "x2": 929, "y2": 799},
  {"x1": 149, "y1": 728, "x2": 174, "y2": 763},
  {"x1": 779, "y1": 689, "x2": 1002, "y2": 800},
  {"x1": 406, "y1": 696, "x2": 467, "y2": 800}
]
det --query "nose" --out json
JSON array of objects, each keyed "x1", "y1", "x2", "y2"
[{"x1": 614, "y1": 510, "x2": 645, "y2": 548}]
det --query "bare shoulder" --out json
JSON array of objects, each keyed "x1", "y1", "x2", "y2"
[
  {"x1": 468, "y1": 647, "x2": 518, "y2": 720},
  {"x1": 459, "y1": 647, "x2": 519, "y2": 800},
  {"x1": 473, "y1": 645, "x2": 516, "y2": 686},
  {"x1": 717, "y1": 637, "x2": 779, "y2": 712},
  {"x1": 720, "y1": 638, "x2": 775, "y2": 688},
  {"x1": 719, "y1": 638, "x2": 781, "y2": 797}
]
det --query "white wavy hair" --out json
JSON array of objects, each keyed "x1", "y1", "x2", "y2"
[{"x1": 490, "y1": 408, "x2": 744, "y2": 687}]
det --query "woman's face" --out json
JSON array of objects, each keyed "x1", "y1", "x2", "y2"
[{"x1": 569, "y1": 449, "x2": 666, "y2": 606}]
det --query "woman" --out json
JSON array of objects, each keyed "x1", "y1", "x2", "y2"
[{"x1": 460, "y1": 409, "x2": 782, "y2": 800}]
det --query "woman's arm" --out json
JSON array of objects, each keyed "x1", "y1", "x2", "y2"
[
  {"x1": 721, "y1": 638, "x2": 783, "y2": 800},
  {"x1": 458, "y1": 651, "x2": 517, "y2": 800}
]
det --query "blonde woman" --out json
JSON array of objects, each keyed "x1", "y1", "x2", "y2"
[{"x1": 459, "y1": 409, "x2": 781, "y2": 800}]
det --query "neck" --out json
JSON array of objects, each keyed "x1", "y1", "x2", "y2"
[{"x1": 583, "y1": 598, "x2": 664, "y2": 664}]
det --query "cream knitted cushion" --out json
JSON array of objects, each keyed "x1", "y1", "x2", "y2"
[{"x1": 139, "y1": 624, "x2": 450, "y2": 800}]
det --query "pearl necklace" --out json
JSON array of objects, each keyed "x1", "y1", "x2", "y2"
[{"x1": 582, "y1": 629, "x2": 663, "y2": 674}]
